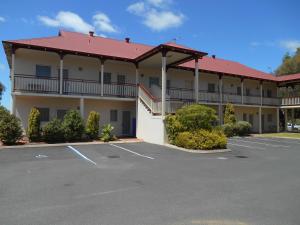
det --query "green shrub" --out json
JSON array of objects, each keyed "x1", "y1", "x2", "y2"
[
  {"x1": 176, "y1": 104, "x2": 217, "y2": 131},
  {"x1": 27, "y1": 107, "x2": 41, "y2": 142},
  {"x1": 62, "y1": 110, "x2": 84, "y2": 142},
  {"x1": 175, "y1": 129, "x2": 227, "y2": 150},
  {"x1": 0, "y1": 107, "x2": 22, "y2": 145},
  {"x1": 86, "y1": 111, "x2": 100, "y2": 140},
  {"x1": 165, "y1": 114, "x2": 184, "y2": 144},
  {"x1": 222, "y1": 123, "x2": 235, "y2": 137},
  {"x1": 235, "y1": 121, "x2": 251, "y2": 136},
  {"x1": 42, "y1": 118, "x2": 65, "y2": 143},
  {"x1": 100, "y1": 124, "x2": 116, "y2": 142},
  {"x1": 224, "y1": 103, "x2": 236, "y2": 124}
]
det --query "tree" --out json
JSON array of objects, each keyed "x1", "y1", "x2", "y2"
[
  {"x1": 224, "y1": 103, "x2": 236, "y2": 124},
  {"x1": 275, "y1": 48, "x2": 300, "y2": 76},
  {"x1": 86, "y1": 111, "x2": 100, "y2": 140},
  {"x1": 0, "y1": 82, "x2": 5, "y2": 103},
  {"x1": 27, "y1": 108, "x2": 41, "y2": 142}
]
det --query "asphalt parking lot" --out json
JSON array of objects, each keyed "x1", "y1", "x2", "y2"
[{"x1": 0, "y1": 137, "x2": 300, "y2": 225}]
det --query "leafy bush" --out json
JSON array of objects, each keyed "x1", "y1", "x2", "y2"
[
  {"x1": 175, "y1": 129, "x2": 227, "y2": 150},
  {"x1": 0, "y1": 106, "x2": 22, "y2": 145},
  {"x1": 42, "y1": 118, "x2": 65, "y2": 143},
  {"x1": 86, "y1": 111, "x2": 100, "y2": 140},
  {"x1": 62, "y1": 110, "x2": 84, "y2": 142},
  {"x1": 224, "y1": 103, "x2": 236, "y2": 124},
  {"x1": 165, "y1": 114, "x2": 184, "y2": 144},
  {"x1": 100, "y1": 124, "x2": 116, "y2": 142},
  {"x1": 27, "y1": 107, "x2": 41, "y2": 142},
  {"x1": 235, "y1": 121, "x2": 251, "y2": 136},
  {"x1": 176, "y1": 104, "x2": 217, "y2": 131},
  {"x1": 222, "y1": 120, "x2": 252, "y2": 137}
]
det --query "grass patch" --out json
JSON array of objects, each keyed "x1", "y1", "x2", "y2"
[{"x1": 255, "y1": 132, "x2": 300, "y2": 139}]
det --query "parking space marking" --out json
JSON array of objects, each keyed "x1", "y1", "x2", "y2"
[
  {"x1": 230, "y1": 139, "x2": 289, "y2": 148},
  {"x1": 228, "y1": 143, "x2": 265, "y2": 150},
  {"x1": 67, "y1": 146, "x2": 97, "y2": 166},
  {"x1": 109, "y1": 144, "x2": 155, "y2": 160}
]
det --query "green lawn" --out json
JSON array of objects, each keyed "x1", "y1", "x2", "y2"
[{"x1": 255, "y1": 132, "x2": 300, "y2": 139}]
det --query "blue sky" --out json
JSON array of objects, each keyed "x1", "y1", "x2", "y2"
[{"x1": 1, "y1": 0, "x2": 300, "y2": 110}]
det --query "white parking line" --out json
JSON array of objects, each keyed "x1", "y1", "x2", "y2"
[
  {"x1": 67, "y1": 145, "x2": 97, "y2": 166},
  {"x1": 109, "y1": 143, "x2": 154, "y2": 160},
  {"x1": 228, "y1": 143, "x2": 265, "y2": 150},
  {"x1": 230, "y1": 139, "x2": 289, "y2": 148}
]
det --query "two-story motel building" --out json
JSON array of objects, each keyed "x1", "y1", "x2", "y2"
[{"x1": 2, "y1": 30, "x2": 300, "y2": 144}]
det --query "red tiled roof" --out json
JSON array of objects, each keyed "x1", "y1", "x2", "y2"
[
  {"x1": 4, "y1": 30, "x2": 153, "y2": 60},
  {"x1": 180, "y1": 56, "x2": 278, "y2": 81},
  {"x1": 276, "y1": 73, "x2": 300, "y2": 82}
]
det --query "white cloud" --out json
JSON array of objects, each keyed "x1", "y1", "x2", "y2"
[
  {"x1": 127, "y1": 0, "x2": 184, "y2": 31},
  {"x1": 93, "y1": 13, "x2": 117, "y2": 33},
  {"x1": 0, "y1": 16, "x2": 5, "y2": 22},
  {"x1": 38, "y1": 11, "x2": 117, "y2": 34},
  {"x1": 280, "y1": 40, "x2": 300, "y2": 52},
  {"x1": 144, "y1": 9, "x2": 184, "y2": 31}
]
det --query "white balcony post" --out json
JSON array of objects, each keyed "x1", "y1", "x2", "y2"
[
  {"x1": 219, "y1": 75, "x2": 223, "y2": 125},
  {"x1": 135, "y1": 63, "x2": 139, "y2": 137},
  {"x1": 100, "y1": 59, "x2": 105, "y2": 96},
  {"x1": 161, "y1": 50, "x2": 167, "y2": 117},
  {"x1": 260, "y1": 81, "x2": 263, "y2": 106},
  {"x1": 80, "y1": 98, "x2": 84, "y2": 118},
  {"x1": 59, "y1": 54, "x2": 64, "y2": 94},
  {"x1": 276, "y1": 108, "x2": 280, "y2": 133},
  {"x1": 259, "y1": 107, "x2": 262, "y2": 134},
  {"x1": 241, "y1": 78, "x2": 244, "y2": 104},
  {"x1": 194, "y1": 58, "x2": 199, "y2": 102},
  {"x1": 11, "y1": 49, "x2": 16, "y2": 115}
]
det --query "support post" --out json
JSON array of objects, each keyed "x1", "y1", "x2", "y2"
[
  {"x1": 260, "y1": 81, "x2": 263, "y2": 106},
  {"x1": 276, "y1": 108, "x2": 280, "y2": 133},
  {"x1": 135, "y1": 63, "x2": 139, "y2": 137},
  {"x1": 161, "y1": 50, "x2": 167, "y2": 117},
  {"x1": 259, "y1": 107, "x2": 262, "y2": 134},
  {"x1": 100, "y1": 59, "x2": 105, "y2": 96},
  {"x1": 59, "y1": 54, "x2": 64, "y2": 94},
  {"x1": 80, "y1": 98, "x2": 84, "y2": 118},
  {"x1": 11, "y1": 49, "x2": 16, "y2": 115},
  {"x1": 194, "y1": 58, "x2": 199, "y2": 102},
  {"x1": 219, "y1": 75, "x2": 223, "y2": 125},
  {"x1": 241, "y1": 78, "x2": 244, "y2": 104}
]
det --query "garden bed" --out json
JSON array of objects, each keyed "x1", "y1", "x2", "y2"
[{"x1": 165, "y1": 143, "x2": 231, "y2": 153}]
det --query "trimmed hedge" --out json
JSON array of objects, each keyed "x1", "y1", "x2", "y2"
[
  {"x1": 165, "y1": 114, "x2": 184, "y2": 144},
  {"x1": 0, "y1": 106, "x2": 22, "y2": 145},
  {"x1": 27, "y1": 108, "x2": 41, "y2": 142},
  {"x1": 42, "y1": 118, "x2": 65, "y2": 143},
  {"x1": 62, "y1": 110, "x2": 85, "y2": 141},
  {"x1": 175, "y1": 129, "x2": 227, "y2": 150},
  {"x1": 86, "y1": 111, "x2": 100, "y2": 140},
  {"x1": 222, "y1": 120, "x2": 252, "y2": 137}
]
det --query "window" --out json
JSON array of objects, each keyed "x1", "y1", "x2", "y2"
[
  {"x1": 267, "y1": 114, "x2": 273, "y2": 122},
  {"x1": 110, "y1": 110, "x2": 118, "y2": 122},
  {"x1": 167, "y1": 80, "x2": 171, "y2": 89},
  {"x1": 36, "y1": 65, "x2": 51, "y2": 77},
  {"x1": 36, "y1": 107, "x2": 49, "y2": 122},
  {"x1": 57, "y1": 109, "x2": 67, "y2": 120},
  {"x1": 249, "y1": 114, "x2": 254, "y2": 125},
  {"x1": 243, "y1": 113, "x2": 247, "y2": 121},
  {"x1": 246, "y1": 88, "x2": 250, "y2": 96},
  {"x1": 149, "y1": 77, "x2": 159, "y2": 88},
  {"x1": 104, "y1": 73, "x2": 111, "y2": 84},
  {"x1": 267, "y1": 89, "x2": 272, "y2": 98},
  {"x1": 237, "y1": 87, "x2": 242, "y2": 95},
  {"x1": 208, "y1": 83, "x2": 215, "y2": 93}
]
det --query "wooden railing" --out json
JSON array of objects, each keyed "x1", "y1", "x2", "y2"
[
  {"x1": 14, "y1": 74, "x2": 59, "y2": 93},
  {"x1": 138, "y1": 84, "x2": 161, "y2": 114}
]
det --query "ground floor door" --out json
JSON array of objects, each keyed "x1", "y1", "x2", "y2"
[{"x1": 122, "y1": 111, "x2": 131, "y2": 136}]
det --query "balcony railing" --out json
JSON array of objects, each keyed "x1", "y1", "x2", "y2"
[
  {"x1": 14, "y1": 74, "x2": 59, "y2": 93},
  {"x1": 282, "y1": 97, "x2": 300, "y2": 106}
]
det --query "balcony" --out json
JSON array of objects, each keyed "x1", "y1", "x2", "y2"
[{"x1": 14, "y1": 75, "x2": 136, "y2": 98}]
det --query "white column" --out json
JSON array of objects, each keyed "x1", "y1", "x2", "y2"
[
  {"x1": 80, "y1": 98, "x2": 84, "y2": 118},
  {"x1": 161, "y1": 51, "x2": 167, "y2": 117},
  {"x1": 260, "y1": 81, "x2": 263, "y2": 106},
  {"x1": 276, "y1": 108, "x2": 280, "y2": 133},
  {"x1": 59, "y1": 55, "x2": 64, "y2": 94},
  {"x1": 135, "y1": 63, "x2": 139, "y2": 137},
  {"x1": 194, "y1": 58, "x2": 199, "y2": 102},
  {"x1": 100, "y1": 59, "x2": 104, "y2": 96},
  {"x1": 259, "y1": 107, "x2": 262, "y2": 134},
  {"x1": 11, "y1": 51, "x2": 16, "y2": 115},
  {"x1": 219, "y1": 75, "x2": 223, "y2": 125},
  {"x1": 241, "y1": 78, "x2": 244, "y2": 104}
]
